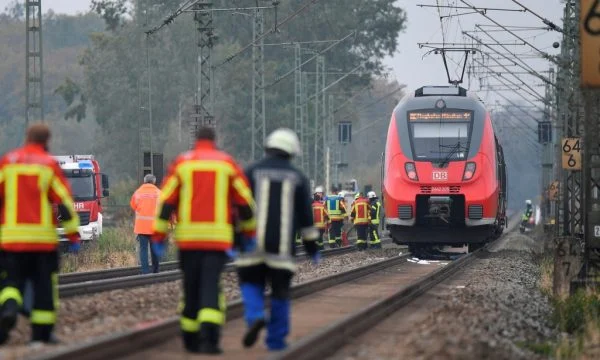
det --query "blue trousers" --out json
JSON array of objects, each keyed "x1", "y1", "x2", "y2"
[{"x1": 137, "y1": 234, "x2": 159, "y2": 274}]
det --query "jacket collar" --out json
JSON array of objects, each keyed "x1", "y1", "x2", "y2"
[
  {"x1": 23, "y1": 143, "x2": 47, "y2": 153},
  {"x1": 195, "y1": 140, "x2": 216, "y2": 150}
]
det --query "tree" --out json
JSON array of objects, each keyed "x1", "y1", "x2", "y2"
[{"x1": 91, "y1": 0, "x2": 128, "y2": 32}]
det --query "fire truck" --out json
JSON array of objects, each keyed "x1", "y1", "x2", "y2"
[{"x1": 54, "y1": 155, "x2": 109, "y2": 241}]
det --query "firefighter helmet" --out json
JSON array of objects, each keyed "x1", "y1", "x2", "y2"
[
  {"x1": 354, "y1": 192, "x2": 363, "y2": 200},
  {"x1": 525, "y1": 199, "x2": 532, "y2": 205},
  {"x1": 314, "y1": 185, "x2": 324, "y2": 194},
  {"x1": 265, "y1": 128, "x2": 301, "y2": 156},
  {"x1": 367, "y1": 191, "x2": 377, "y2": 199}
]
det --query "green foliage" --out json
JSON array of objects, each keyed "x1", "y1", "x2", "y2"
[
  {"x1": 552, "y1": 289, "x2": 600, "y2": 334},
  {"x1": 91, "y1": 0, "x2": 129, "y2": 32},
  {"x1": 54, "y1": 77, "x2": 87, "y2": 121}
]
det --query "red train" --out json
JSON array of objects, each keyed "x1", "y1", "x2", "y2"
[{"x1": 382, "y1": 86, "x2": 507, "y2": 252}]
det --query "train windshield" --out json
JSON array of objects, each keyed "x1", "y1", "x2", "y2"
[{"x1": 408, "y1": 110, "x2": 472, "y2": 162}]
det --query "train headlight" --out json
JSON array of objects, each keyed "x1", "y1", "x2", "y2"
[
  {"x1": 462, "y1": 162, "x2": 476, "y2": 181},
  {"x1": 405, "y1": 162, "x2": 418, "y2": 181}
]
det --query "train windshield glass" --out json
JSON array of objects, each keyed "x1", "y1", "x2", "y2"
[{"x1": 408, "y1": 111, "x2": 472, "y2": 161}]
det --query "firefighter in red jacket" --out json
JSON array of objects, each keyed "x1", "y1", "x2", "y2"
[
  {"x1": 312, "y1": 192, "x2": 328, "y2": 250},
  {"x1": 350, "y1": 192, "x2": 371, "y2": 250},
  {"x1": 151, "y1": 127, "x2": 256, "y2": 354},
  {"x1": 0, "y1": 123, "x2": 81, "y2": 344}
]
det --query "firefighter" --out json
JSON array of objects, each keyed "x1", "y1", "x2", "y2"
[
  {"x1": 312, "y1": 192, "x2": 329, "y2": 250},
  {"x1": 130, "y1": 174, "x2": 162, "y2": 274},
  {"x1": 151, "y1": 127, "x2": 256, "y2": 354},
  {"x1": 0, "y1": 123, "x2": 81, "y2": 345},
  {"x1": 350, "y1": 192, "x2": 371, "y2": 250},
  {"x1": 325, "y1": 190, "x2": 347, "y2": 248},
  {"x1": 236, "y1": 128, "x2": 320, "y2": 351},
  {"x1": 367, "y1": 191, "x2": 382, "y2": 249}
]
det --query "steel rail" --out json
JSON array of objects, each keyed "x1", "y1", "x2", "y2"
[
  {"x1": 58, "y1": 240, "x2": 390, "y2": 298},
  {"x1": 34, "y1": 250, "x2": 410, "y2": 360},
  {"x1": 270, "y1": 215, "x2": 521, "y2": 360}
]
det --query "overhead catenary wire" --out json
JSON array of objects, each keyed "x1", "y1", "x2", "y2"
[{"x1": 510, "y1": 0, "x2": 563, "y2": 33}]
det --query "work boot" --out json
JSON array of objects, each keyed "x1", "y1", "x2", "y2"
[
  {"x1": 0, "y1": 299, "x2": 19, "y2": 345},
  {"x1": 243, "y1": 318, "x2": 266, "y2": 348},
  {"x1": 31, "y1": 324, "x2": 55, "y2": 343},
  {"x1": 199, "y1": 323, "x2": 223, "y2": 355},
  {"x1": 181, "y1": 331, "x2": 200, "y2": 353}
]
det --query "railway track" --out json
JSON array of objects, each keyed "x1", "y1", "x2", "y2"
[
  {"x1": 36, "y1": 215, "x2": 519, "y2": 360},
  {"x1": 58, "y1": 240, "x2": 391, "y2": 298}
]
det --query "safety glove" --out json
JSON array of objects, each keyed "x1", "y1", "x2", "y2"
[
  {"x1": 66, "y1": 232, "x2": 81, "y2": 254},
  {"x1": 151, "y1": 231, "x2": 168, "y2": 258},
  {"x1": 241, "y1": 235, "x2": 257, "y2": 253},
  {"x1": 225, "y1": 248, "x2": 239, "y2": 260}
]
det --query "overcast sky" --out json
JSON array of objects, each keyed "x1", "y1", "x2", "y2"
[{"x1": 1, "y1": 0, "x2": 564, "y2": 106}]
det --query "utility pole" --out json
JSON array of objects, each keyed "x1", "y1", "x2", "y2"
[
  {"x1": 25, "y1": 0, "x2": 43, "y2": 125},
  {"x1": 190, "y1": 2, "x2": 216, "y2": 149},
  {"x1": 301, "y1": 71, "x2": 310, "y2": 178},
  {"x1": 251, "y1": 7, "x2": 265, "y2": 160}
]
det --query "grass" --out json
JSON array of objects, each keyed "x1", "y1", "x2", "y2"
[{"x1": 60, "y1": 219, "x2": 179, "y2": 273}]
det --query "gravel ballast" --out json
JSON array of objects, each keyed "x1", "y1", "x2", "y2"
[
  {"x1": 0, "y1": 246, "x2": 403, "y2": 358},
  {"x1": 330, "y1": 233, "x2": 557, "y2": 360}
]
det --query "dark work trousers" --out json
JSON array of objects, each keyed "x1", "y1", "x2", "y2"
[
  {"x1": 328, "y1": 220, "x2": 343, "y2": 247},
  {"x1": 178, "y1": 250, "x2": 227, "y2": 350},
  {"x1": 317, "y1": 229, "x2": 325, "y2": 249},
  {"x1": 0, "y1": 251, "x2": 59, "y2": 342},
  {"x1": 355, "y1": 224, "x2": 368, "y2": 250}
]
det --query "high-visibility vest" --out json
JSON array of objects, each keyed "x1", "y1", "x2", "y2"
[
  {"x1": 351, "y1": 198, "x2": 370, "y2": 225},
  {"x1": 312, "y1": 201, "x2": 328, "y2": 229},
  {"x1": 370, "y1": 201, "x2": 382, "y2": 225},
  {"x1": 130, "y1": 183, "x2": 161, "y2": 235},
  {"x1": 326, "y1": 195, "x2": 346, "y2": 221},
  {"x1": 0, "y1": 143, "x2": 80, "y2": 252},
  {"x1": 153, "y1": 140, "x2": 256, "y2": 251}
]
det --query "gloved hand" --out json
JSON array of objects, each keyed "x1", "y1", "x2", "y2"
[
  {"x1": 68, "y1": 242, "x2": 81, "y2": 254},
  {"x1": 66, "y1": 232, "x2": 81, "y2": 254},
  {"x1": 151, "y1": 241, "x2": 167, "y2": 258},
  {"x1": 151, "y1": 231, "x2": 167, "y2": 243},
  {"x1": 241, "y1": 235, "x2": 257, "y2": 253},
  {"x1": 225, "y1": 248, "x2": 239, "y2": 260},
  {"x1": 310, "y1": 251, "x2": 321, "y2": 266}
]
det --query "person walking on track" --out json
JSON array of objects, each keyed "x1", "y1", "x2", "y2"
[
  {"x1": 236, "y1": 128, "x2": 321, "y2": 351},
  {"x1": 130, "y1": 174, "x2": 162, "y2": 274},
  {"x1": 151, "y1": 126, "x2": 257, "y2": 354},
  {"x1": 367, "y1": 191, "x2": 382, "y2": 249},
  {"x1": 350, "y1": 192, "x2": 371, "y2": 250},
  {"x1": 0, "y1": 123, "x2": 81, "y2": 345}
]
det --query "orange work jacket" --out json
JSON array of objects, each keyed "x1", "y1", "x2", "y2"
[
  {"x1": 153, "y1": 140, "x2": 257, "y2": 251},
  {"x1": 350, "y1": 197, "x2": 371, "y2": 225},
  {"x1": 130, "y1": 183, "x2": 161, "y2": 235},
  {"x1": 0, "y1": 143, "x2": 80, "y2": 251},
  {"x1": 312, "y1": 201, "x2": 329, "y2": 229}
]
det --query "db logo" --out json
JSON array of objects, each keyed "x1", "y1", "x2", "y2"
[
  {"x1": 432, "y1": 171, "x2": 448, "y2": 181},
  {"x1": 74, "y1": 202, "x2": 85, "y2": 210}
]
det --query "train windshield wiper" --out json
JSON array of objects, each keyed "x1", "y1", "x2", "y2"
[{"x1": 438, "y1": 142, "x2": 466, "y2": 167}]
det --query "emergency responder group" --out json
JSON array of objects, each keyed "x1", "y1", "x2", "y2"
[{"x1": 0, "y1": 123, "x2": 383, "y2": 353}]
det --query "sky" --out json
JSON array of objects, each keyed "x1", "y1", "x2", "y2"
[{"x1": 0, "y1": 0, "x2": 565, "y2": 106}]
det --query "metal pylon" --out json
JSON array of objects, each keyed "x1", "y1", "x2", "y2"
[
  {"x1": 251, "y1": 7, "x2": 265, "y2": 160},
  {"x1": 301, "y1": 71, "x2": 310, "y2": 177},
  {"x1": 25, "y1": 0, "x2": 43, "y2": 124},
  {"x1": 313, "y1": 55, "x2": 325, "y2": 185},
  {"x1": 190, "y1": 2, "x2": 215, "y2": 149},
  {"x1": 557, "y1": 1, "x2": 583, "y2": 237}
]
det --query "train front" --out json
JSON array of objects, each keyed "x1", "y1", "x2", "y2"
[{"x1": 383, "y1": 86, "x2": 500, "y2": 248}]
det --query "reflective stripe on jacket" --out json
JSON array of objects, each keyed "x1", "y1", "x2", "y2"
[
  {"x1": 370, "y1": 201, "x2": 381, "y2": 225},
  {"x1": 312, "y1": 201, "x2": 328, "y2": 229},
  {"x1": 326, "y1": 195, "x2": 347, "y2": 221},
  {"x1": 130, "y1": 183, "x2": 161, "y2": 235},
  {"x1": 0, "y1": 144, "x2": 80, "y2": 251},
  {"x1": 350, "y1": 198, "x2": 370, "y2": 225},
  {"x1": 153, "y1": 140, "x2": 256, "y2": 251}
]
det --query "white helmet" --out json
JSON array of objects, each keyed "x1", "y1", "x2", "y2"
[
  {"x1": 367, "y1": 191, "x2": 377, "y2": 199},
  {"x1": 338, "y1": 191, "x2": 345, "y2": 197},
  {"x1": 265, "y1": 128, "x2": 301, "y2": 156},
  {"x1": 314, "y1": 186, "x2": 324, "y2": 194},
  {"x1": 526, "y1": 199, "x2": 532, "y2": 205}
]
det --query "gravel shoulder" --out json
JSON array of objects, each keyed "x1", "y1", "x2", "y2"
[
  {"x1": 329, "y1": 233, "x2": 557, "y2": 360},
  {"x1": 0, "y1": 246, "x2": 403, "y2": 358}
]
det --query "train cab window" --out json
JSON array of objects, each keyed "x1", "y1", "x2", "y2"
[{"x1": 408, "y1": 110, "x2": 473, "y2": 162}]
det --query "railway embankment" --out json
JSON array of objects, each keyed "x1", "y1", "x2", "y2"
[{"x1": 330, "y1": 230, "x2": 559, "y2": 360}]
